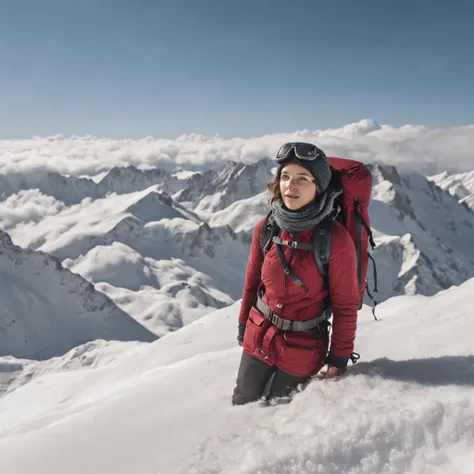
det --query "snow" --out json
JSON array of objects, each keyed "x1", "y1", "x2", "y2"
[
  {"x1": 5, "y1": 186, "x2": 193, "y2": 255},
  {"x1": 92, "y1": 266, "x2": 233, "y2": 335},
  {"x1": 0, "y1": 231, "x2": 155, "y2": 359},
  {"x1": 172, "y1": 170, "x2": 202, "y2": 180},
  {"x1": 0, "y1": 280, "x2": 474, "y2": 473},
  {"x1": 429, "y1": 170, "x2": 474, "y2": 211},
  {"x1": 0, "y1": 126, "x2": 474, "y2": 472},
  {"x1": 2, "y1": 155, "x2": 474, "y2": 340},
  {"x1": 61, "y1": 242, "x2": 234, "y2": 335},
  {"x1": 367, "y1": 164, "x2": 474, "y2": 301},
  {"x1": 206, "y1": 192, "x2": 269, "y2": 233}
]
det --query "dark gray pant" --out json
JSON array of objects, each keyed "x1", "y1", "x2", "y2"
[{"x1": 232, "y1": 351, "x2": 309, "y2": 405}]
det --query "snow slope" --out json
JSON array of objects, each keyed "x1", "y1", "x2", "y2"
[
  {"x1": 0, "y1": 166, "x2": 195, "y2": 205},
  {"x1": 206, "y1": 191, "x2": 270, "y2": 234},
  {"x1": 175, "y1": 158, "x2": 274, "y2": 213},
  {"x1": 2, "y1": 186, "x2": 251, "y2": 328},
  {"x1": 368, "y1": 164, "x2": 474, "y2": 301},
  {"x1": 0, "y1": 231, "x2": 156, "y2": 359},
  {"x1": 429, "y1": 170, "x2": 474, "y2": 211},
  {"x1": 0, "y1": 279, "x2": 473, "y2": 473},
  {"x1": 64, "y1": 243, "x2": 233, "y2": 334}
]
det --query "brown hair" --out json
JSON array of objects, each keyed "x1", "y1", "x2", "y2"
[{"x1": 266, "y1": 164, "x2": 284, "y2": 204}]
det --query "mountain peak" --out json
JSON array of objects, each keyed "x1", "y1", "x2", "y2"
[{"x1": 0, "y1": 230, "x2": 156, "y2": 359}]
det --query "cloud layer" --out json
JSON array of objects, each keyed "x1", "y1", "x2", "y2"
[
  {"x1": 0, "y1": 189, "x2": 65, "y2": 230},
  {"x1": 0, "y1": 119, "x2": 473, "y2": 177}
]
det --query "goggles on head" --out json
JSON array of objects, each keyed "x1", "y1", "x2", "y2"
[{"x1": 276, "y1": 142, "x2": 326, "y2": 164}]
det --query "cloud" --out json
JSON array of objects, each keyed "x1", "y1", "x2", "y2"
[
  {"x1": 4, "y1": 188, "x2": 148, "y2": 250},
  {"x1": 0, "y1": 120, "x2": 473, "y2": 177},
  {"x1": 0, "y1": 189, "x2": 65, "y2": 230}
]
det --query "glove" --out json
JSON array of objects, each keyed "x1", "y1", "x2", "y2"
[
  {"x1": 325, "y1": 352, "x2": 349, "y2": 370},
  {"x1": 325, "y1": 351, "x2": 360, "y2": 370},
  {"x1": 237, "y1": 323, "x2": 246, "y2": 345}
]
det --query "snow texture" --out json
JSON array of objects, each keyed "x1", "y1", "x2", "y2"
[
  {"x1": 0, "y1": 280, "x2": 473, "y2": 473},
  {"x1": 0, "y1": 130, "x2": 473, "y2": 472}
]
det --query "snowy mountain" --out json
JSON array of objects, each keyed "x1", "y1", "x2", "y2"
[
  {"x1": 0, "y1": 166, "x2": 197, "y2": 205},
  {"x1": 9, "y1": 187, "x2": 202, "y2": 259},
  {"x1": 174, "y1": 158, "x2": 275, "y2": 213},
  {"x1": 1, "y1": 278, "x2": 473, "y2": 473},
  {"x1": 1, "y1": 186, "x2": 237, "y2": 335},
  {"x1": 0, "y1": 137, "x2": 474, "y2": 472},
  {"x1": 65, "y1": 243, "x2": 233, "y2": 335},
  {"x1": 0, "y1": 230, "x2": 156, "y2": 359},
  {"x1": 3, "y1": 170, "x2": 99, "y2": 204},
  {"x1": 2, "y1": 124, "x2": 474, "y2": 474},
  {"x1": 368, "y1": 164, "x2": 474, "y2": 301},
  {"x1": 206, "y1": 192, "x2": 270, "y2": 234},
  {"x1": 429, "y1": 170, "x2": 474, "y2": 210},
  {"x1": 2, "y1": 157, "x2": 474, "y2": 338}
]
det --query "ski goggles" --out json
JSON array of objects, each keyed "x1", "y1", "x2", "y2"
[{"x1": 276, "y1": 142, "x2": 326, "y2": 164}]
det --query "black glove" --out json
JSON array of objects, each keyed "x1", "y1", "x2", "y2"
[
  {"x1": 325, "y1": 352, "x2": 360, "y2": 370},
  {"x1": 325, "y1": 352, "x2": 349, "y2": 370},
  {"x1": 237, "y1": 323, "x2": 246, "y2": 345}
]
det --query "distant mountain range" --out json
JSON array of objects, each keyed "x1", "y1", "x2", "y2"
[{"x1": 1, "y1": 156, "x2": 473, "y2": 359}]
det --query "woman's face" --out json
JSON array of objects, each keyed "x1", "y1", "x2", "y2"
[{"x1": 279, "y1": 163, "x2": 318, "y2": 210}]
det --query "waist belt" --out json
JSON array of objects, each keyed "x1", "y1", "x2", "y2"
[{"x1": 254, "y1": 295, "x2": 328, "y2": 332}]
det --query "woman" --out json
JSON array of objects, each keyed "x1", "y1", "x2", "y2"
[{"x1": 232, "y1": 142, "x2": 360, "y2": 405}]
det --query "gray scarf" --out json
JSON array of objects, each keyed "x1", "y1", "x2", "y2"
[{"x1": 271, "y1": 187, "x2": 342, "y2": 233}]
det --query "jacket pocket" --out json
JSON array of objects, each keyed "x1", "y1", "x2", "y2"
[
  {"x1": 242, "y1": 309, "x2": 267, "y2": 351},
  {"x1": 242, "y1": 309, "x2": 276, "y2": 364}
]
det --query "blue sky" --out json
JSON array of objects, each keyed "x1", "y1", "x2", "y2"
[{"x1": 0, "y1": 0, "x2": 473, "y2": 139}]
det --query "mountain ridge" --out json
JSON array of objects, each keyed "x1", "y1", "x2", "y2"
[{"x1": 0, "y1": 230, "x2": 156, "y2": 360}]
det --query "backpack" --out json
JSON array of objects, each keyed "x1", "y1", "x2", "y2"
[{"x1": 260, "y1": 157, "x2": 378, "y2": 318}]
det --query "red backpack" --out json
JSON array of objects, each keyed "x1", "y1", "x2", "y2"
[{"x1": 260, "y1": 157, "x2": 377, "y2": 316}]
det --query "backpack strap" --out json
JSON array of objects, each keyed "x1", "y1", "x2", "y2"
[
  {"x1": 272, "y1": 236, "x2": 313, "y2": 250},
  {"x1": 354, "y1": 197, "x2": 376, "y2": 283},
  {"x1": 260, "y1": 211, "x2": 334, "y2": 297},
  {"x1": 312, "y1": 218, "x2": 334, "y2": 313},
  {"x1": 260, "y1": 210, "x2": 280, "y2": 256},
  {"x1": 312, "y1": 217, "x2": 333, "y2": 290},
  {"x1": 259, "y1": 210, "x2": 311, "y2": 292},
  {"x1": 275, "y1": 243, "x2": 309, "y2": 292},
  {"x1": 354, "y1": 198, "x2": 363, "y2": 287},
  {"x1": 354, "y1": 198, "x2": 379, "y2": 320},
  {"x1": 366, "y1": 253, "x2": 379, "y2": 321}
]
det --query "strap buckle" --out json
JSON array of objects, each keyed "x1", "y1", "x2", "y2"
[{"x1": 270, "y1": 312, "x2": 292, "y2": 331}]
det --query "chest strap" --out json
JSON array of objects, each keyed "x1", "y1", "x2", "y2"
[
  {"x1": 254, "y1": 295, "x2": 328, "y2": 332},
  {"x1": 272, "y1": 236, "x2": 313, "y2": 250}
]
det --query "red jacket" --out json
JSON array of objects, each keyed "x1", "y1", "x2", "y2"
[{"x1": 239, "y1": 216, "x2": 360, "y2": 377}]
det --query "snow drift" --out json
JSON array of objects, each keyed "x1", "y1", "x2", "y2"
[{"x1": 0, "y1": 279, "x2": 473, "y2": 473}]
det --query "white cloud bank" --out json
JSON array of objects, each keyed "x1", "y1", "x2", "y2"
[
  {"x1": 0, "y1": 120, "x2": 473, "y2": 177},
  {"x1": 0, "y1": 189, "x2": 65, "y2": 230}
]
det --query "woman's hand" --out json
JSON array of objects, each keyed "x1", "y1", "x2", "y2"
[{"x1": 324, "y1": 365, "x2": 343, "y2": 379}]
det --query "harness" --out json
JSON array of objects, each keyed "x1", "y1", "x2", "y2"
[
  {"x1": 254, "y1": 221, "x2": 334, "y2": 335},
  {"x1": 254, "y1": 294, "x2": 329, "y2": 332}
]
